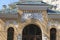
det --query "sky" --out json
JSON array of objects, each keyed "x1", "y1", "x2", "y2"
[{"x1": 0, "y1": 0, "x2": 19, "y2": 9}]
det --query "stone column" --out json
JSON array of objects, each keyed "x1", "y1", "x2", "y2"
[
  {"x1": 42, "y1": 33, "x2": 48, "y2": 40},
  {"x1": 17, "y1": 34, "x2": 22, "y2": 40}
]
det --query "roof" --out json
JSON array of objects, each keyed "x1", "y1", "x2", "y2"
[
  {"x1": 0, "y1": 1, "x2": 60, "y2": 14},
  {"x1": 47, "y1": 9, "x2": 56, "y2": 13},
  {"x1": 0, "y1": 8, "x2": 17, "y2": 14},
  {"x1": 16, "y1": 1, "x2": 52, "y2": 6},
  {"x1": 0, "y1": 8, "x2": 60, "y2": 14},
  {"x1": 0, "y1": 8, "x2": 18, "y2": 18},
  {"x1": 19, "y1": 1, "x2": 46, "y2": 4},
  {"x1": 47, "y1": 9, "x2": 60, "y2": 14}
]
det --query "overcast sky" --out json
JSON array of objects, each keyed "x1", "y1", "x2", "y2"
[{"x1": 0, "y1": 0, "x2": 19, "y2": 10}]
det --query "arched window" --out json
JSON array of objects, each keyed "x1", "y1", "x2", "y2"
[
  {"x1": 22, "y1": 24, "x2": 42, "y2": 40},
  {"x1": 7, "y1": 27, "x2": 14, "y2": 40},
  {"x1": 50, "y1": 28, "x2": 56, "y2": 40}
]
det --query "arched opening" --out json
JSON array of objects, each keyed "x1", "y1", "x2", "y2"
[
  {"x1": 7, "y1": 27, "x2": 14, "y2": 40},
  {"x1": 50, "y1": 28, "x2": 56, "y2": 40},
  {"x1": 22, "y1": 24, "x2": 42, "y2": 40}
]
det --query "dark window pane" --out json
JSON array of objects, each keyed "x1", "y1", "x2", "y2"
[
  {"x1": 7, "y1": 27, "x2": 14, "y2": 40},
  {"x1": 50, "y1": 28, "x2": 56, "y2": 40},
  {"x1": 22, "y1": 24, "x2": 42, "y2": 40}
]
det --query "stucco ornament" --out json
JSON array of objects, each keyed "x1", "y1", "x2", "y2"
[
  {"x1": 21, "y1": 13, "x2": 43, "y2": 22},
  {"x1": 5, "y1": 20, "x2": 18, "y2": 27}
]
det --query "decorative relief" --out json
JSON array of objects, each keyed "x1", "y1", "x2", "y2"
[
  {"x1": 5, "y1": 20, "x2": 18, "y2": 28},
  {"x1": 48, "y1": 20, "x2": 58, "y2": 26},
  {"x1": 21, "y1": 13, "x2": 44, "y2": 23},
  {"x1": 47, "y1": 20, "x2": 60, "y2": 29},
  {"x1": 47, "y1": 22, "x2": 52, "y2": 27}
]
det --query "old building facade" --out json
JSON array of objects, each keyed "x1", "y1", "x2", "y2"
[{"x1": 0, "y1": 1, "x2": 60, "y2": 40}]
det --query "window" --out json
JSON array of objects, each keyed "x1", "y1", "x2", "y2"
[
  {"x1": 22, "y1": 24, "x2": 42, "y2": 40},
  {"x1": 50, "y1": 28, "x2": 56, "y2": 40},
  {"x1": 7, "y1": 27, "x2": 14, "y2": 40}
]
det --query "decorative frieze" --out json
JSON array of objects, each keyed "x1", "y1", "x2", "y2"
[
  {"x1": 5, "y1": 20, "x2": 18, "y2": 28},
  {"x1": 21, "y1": 12, "x2": 44, "y2": 23}
]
